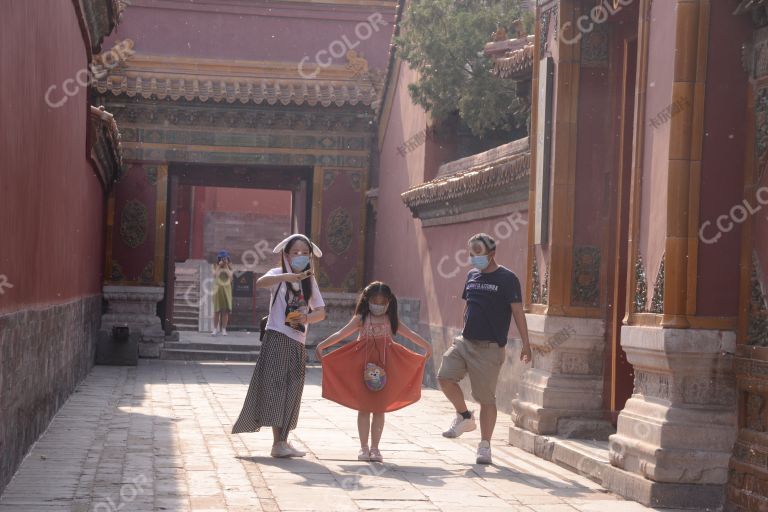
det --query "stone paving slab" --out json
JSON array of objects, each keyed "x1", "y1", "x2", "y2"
[{"x1": 0, "y1": 361, "x2": 693, "y2": 511}]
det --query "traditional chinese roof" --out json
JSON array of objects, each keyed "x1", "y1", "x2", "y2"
[
  {"x1": 75, "y1": 0, "x2": 126, "y2": 55},
  {"x1": 401, "y1": 137, "x2": 530, "y2": 224},
  {"x1": 89, "y1": 105, "x2": 125, "y2": 188},
  {"x1": 484, "y1": 35, "x2": 535, "y2": 80},
  {"x1": 95, "y1": 54, "x2": 384, "y2": 109}
]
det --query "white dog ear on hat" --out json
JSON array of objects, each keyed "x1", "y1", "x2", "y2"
[{"x1": 272, "y1": 234, "x2": 323, "y2": 257}]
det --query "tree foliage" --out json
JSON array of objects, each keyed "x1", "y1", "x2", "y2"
[{"x1": 395, "y1": 0, "x2": 533, "y2": 138}]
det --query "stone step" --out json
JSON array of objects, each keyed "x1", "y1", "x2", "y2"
[
  {"x1": 174, "y1": 289, "x2": 200, "y2": 296},
  {"x1": 508, "y1": 425, "x2": 724, "y2": 509},
  {"x1": 174, "y1": 291, "x2": 199, "y2": 298},
  {"x1": 173, "y1": 318, "x2": 198, "y2": 325},
  {"x1": 174, "y1": 301, "x2": 200, "y2": 308},
  {"x1": 172, "y1": 341, "x2": 262, "y2": 352},
  {"x1": 174, "y1": 315, "x2": 199, "y2": 323},
  {"x1": 160, "y1": 348, "x2": 260, "y2": 362},
  {"x1": 174, "y1": 306, "x2": 199, "y2": 314}
]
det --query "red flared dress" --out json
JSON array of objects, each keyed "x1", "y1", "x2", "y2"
[{"x1": 321, "y1": 319, "x2": 426, "y2": 413}]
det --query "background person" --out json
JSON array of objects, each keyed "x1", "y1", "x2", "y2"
[{"x1": 212, "y1": 250, "x2": 233, "y2": 337}]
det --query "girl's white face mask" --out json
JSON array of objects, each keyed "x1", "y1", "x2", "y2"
[{"x1": 369, "y1": 303, "x2": 388, "y2": 316}]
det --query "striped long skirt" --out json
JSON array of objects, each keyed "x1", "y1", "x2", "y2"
[{"x1": 232, "y1": 330, "x2": 306, "y2": 434}]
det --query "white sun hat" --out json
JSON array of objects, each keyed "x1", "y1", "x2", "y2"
[{"x1": 272, "y1": 234, "x2": 323, "y2": 257}]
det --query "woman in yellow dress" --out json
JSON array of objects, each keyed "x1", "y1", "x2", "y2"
[{"x1": 212, "y1": 250, "x2": 233, "y2": 336}]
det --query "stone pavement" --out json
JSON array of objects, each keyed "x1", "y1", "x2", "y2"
[{"x1": 0, "y1": 361, "x2": 683, "y2": 512}]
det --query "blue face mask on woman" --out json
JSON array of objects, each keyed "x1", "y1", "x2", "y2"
[
  {"x1": 290, "y1": 255, "x2": 310, "y2": 272},
  {"x1": 470, "y1": 255, "x2": 489, "y2": 270}
]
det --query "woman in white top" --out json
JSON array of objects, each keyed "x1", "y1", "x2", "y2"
[{"x1": 231, "y1": 234, "x2": 326, "y2": 458}]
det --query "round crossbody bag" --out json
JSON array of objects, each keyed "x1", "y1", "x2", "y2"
[{"x1": 362, "y1": 321, "x2": 388, "y2": 392}]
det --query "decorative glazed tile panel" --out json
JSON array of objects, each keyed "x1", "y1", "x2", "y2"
[
  {"x1": 119, "y1": 200, "x2": 148, "y2": 248},
  {"x1": 327, "y1": 207, "x2": 353, "y2": 255},
  {"x1": 323, "y1": 170, "x2": 340, "y2": 190},
  {"x1": 746, "y1": 392, "x2": 766, "y2": 432},
  {"x1": 634, "y1": 254, "x2": 648, "y2": 313},
  {"x1": 531, "y1": 258, "x2": 542, "y2": 304},
  {"x1": 539, "y1": 4, "x2": 558, "y2": 56},
  {"x1": 581, "y1": 23, "x2": 609, "y2": 67},
  {"x1": 650, "y1": 255, "x2": 665, "y2": 314},
  {"x1": 571, "y1": 246, "x2": 601, "y2": 307},
  {"x1": 750, "y1": 254, "x2": 768, "y2": 346}
]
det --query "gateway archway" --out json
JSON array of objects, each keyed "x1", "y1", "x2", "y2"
[{"x1": 163, "y1": 163, "x2": 313, "y2": 333}]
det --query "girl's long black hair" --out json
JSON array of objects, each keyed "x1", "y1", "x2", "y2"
[
  {"x1": 280, "y1": 236, "x2": 314, "y2": 302},
  {"x1": 354, "y1": 281, "x2": 398, "y2": 334}
]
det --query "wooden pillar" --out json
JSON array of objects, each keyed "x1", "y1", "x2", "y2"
[
  {"x1": 526, "y1": 0, "x2": 581, "y2": 317},
  {"x1": 513, "y1": 0, "x2": 609, "y2": 436},
  {"x1": 608, "y1": 3, "x2": 739, "y2": 507},
  {"x1": 661, "y1": 0, "x2": 709, "y2": 328}
]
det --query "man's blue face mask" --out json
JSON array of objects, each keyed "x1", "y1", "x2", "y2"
[{"x1": 470, "y1": 255, "x2": 489, "y2": 270}]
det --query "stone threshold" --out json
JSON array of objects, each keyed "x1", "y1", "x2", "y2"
[{"x1": 509, "y1": 425, "x2": 725, "y2": 510}]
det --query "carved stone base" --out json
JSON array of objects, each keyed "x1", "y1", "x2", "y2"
[
  {"x1": 727, "y1": 345, "x2": 768, "y2": 512},
  {"x1": 509, "y1": 424, "x2": 726, "y2": 509},
  {"x1": 610, "y1": 326, "x2": 737, "y2": 487},
  {"x1": 511, "y1": 315, "x2": 606, "y2": 435},
  {"x1": 100, "y1": 285, "x2": 165, "y2": 358}
]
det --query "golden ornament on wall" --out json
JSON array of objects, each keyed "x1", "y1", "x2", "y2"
[
  {"x1": 120, "y1": 199, "x2": 148, "y2": 248},
  {"x1": 327, "y1": 207, "x2": 353, "y2": 255}
]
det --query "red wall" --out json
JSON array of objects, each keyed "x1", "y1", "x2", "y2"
[
  {"x1": 209, "y1": 187, "x2": 291, "y2": 215},
  {"x1": 372, "y1": 62, "x2": 528, "y2": 332},
  {"x1": 105, "y1": 0, "x2": 394, "y2": 70},
  {"x1": 190, "y1": 187, "x2": 291, "y2": 259},
  {"x1": 572, "y1": 66, "x2": 611, "y2": 248},
  {"x1": 638, "y1": 0, "x2": 675, "y2": 292},
  {"x1": 696, "y1": 2, "x2": 752, "y2": 316},
  {"x1": 0, "y1": 0, "x2": 105, "y2": 314}
]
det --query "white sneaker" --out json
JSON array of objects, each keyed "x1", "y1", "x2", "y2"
[
  {"x1": 271, "y1": 442, "x2": 306, "y2": 458},
  {"x1": 212, "y1": 328, "x2": 218, "y2": 337},
  {"x1": 476, "y1": 440, "x2": 492, "y2": 464},
  {"x1": 442, "y1": 411, "x2": 477, "y2": 438},
  {"x1": 222, "y1": 328, "x2": 228, "y2": 336},
  {"x1": 369, "y1": 447, "x2": 383, "y2": 462}
]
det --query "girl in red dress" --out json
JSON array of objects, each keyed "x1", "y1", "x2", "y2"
[{"x1": 316, "y1": 282, "x2": 432, "y2": 462}]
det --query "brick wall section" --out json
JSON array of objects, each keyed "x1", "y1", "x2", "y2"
[
  {"x1": 0, "y1": 295, "x2": 101, "y2": 493},
  {"x1": 203, "y1": 212, "x2": 291, "y2": 264}
]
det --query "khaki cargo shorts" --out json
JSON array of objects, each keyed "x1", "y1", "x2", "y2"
[{"x1": 437, "y1": 335, "x2": 506, "y2": 405}]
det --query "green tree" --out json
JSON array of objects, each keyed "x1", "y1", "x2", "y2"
[{"x1": 395, "y1": 0, "x2": 533, "y2": 138}]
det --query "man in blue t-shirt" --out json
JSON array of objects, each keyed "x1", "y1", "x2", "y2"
[{"x1": 437, "y1": 233, "x2": 532, "y2": 464}]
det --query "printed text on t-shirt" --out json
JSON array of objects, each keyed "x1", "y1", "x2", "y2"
[{"x1": 466, "y1": 283, "x2": 499, "y2": 292}]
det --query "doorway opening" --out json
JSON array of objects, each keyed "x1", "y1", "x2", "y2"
[{"x1": 161, "y1": 164, "x2": 313, "y2": 334}]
